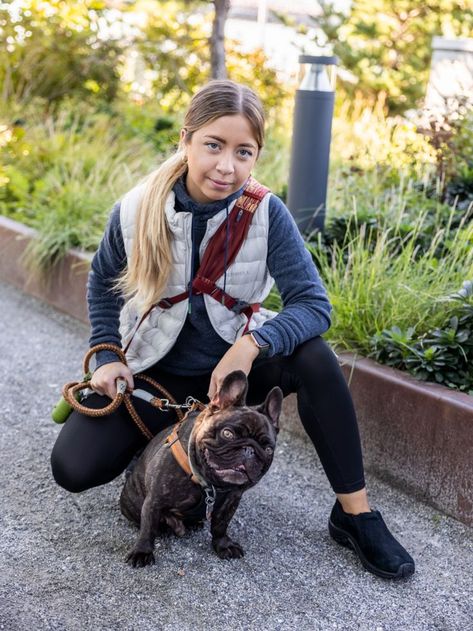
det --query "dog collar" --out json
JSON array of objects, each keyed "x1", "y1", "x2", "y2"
[
  {"x1": 165, "y1": 421, "x2": 200, "y2": 483},
  {"x1": 165, "y1": 416, "x2": 218, "y2": 520}
]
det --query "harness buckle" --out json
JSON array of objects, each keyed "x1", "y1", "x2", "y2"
[{"x1": 230, "y1": 299, "x2": 250, "y2": 314}]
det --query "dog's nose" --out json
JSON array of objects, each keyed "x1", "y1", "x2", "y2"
[{"x1": 243, "y1": 446, "x2": 255, "y2": 459}]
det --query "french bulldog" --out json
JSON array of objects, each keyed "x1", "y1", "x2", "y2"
[{"x1": 120, "y1": 370, "x2": 282, "y2": 568}]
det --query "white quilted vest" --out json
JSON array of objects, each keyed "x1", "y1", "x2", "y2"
[{"x1": 119, "y1": 182, "x2": 276, "y2": 374}]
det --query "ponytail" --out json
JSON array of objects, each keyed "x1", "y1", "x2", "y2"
[{"x1": 114, "y1": 150, "x2": 187, "y2": 313}]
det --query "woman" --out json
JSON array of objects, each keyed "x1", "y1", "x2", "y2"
[{"x1": 51, "y1": 79, "x2": 415, "y2": 580}]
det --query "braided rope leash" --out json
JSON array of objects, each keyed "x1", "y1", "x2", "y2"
[{"x1": 62, "y1": 344, "x2": 203, "y2": 441}]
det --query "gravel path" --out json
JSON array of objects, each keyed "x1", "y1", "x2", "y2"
[{"x1": 1, "y1": 280, "x2": 472, "y2": 631}]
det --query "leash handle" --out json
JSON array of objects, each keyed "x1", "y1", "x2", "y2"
[
  {"x1": 59, "y1": 344, "x2": 205, "y2": 440},
  {"x1": 61, "y1": 344, "x2": 128, "y2": 418},
  {"x1": 62, "y1": 379, "x2": 126, "y2": 417},
  {"x1": 82, "y1": 343, "x2": 127, "y2": 375}
]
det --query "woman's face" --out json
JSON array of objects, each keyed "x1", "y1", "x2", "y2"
[{"x1": 181, "y1": 114, "x2": 260, "y2": 204}]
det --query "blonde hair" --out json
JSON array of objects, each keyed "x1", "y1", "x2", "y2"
[{"x1": 115, "y1": 80, "x2": 266, "y2": 314}]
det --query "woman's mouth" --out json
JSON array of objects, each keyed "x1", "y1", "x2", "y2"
[{"x1": 209, "y1": 178, "x2": 232, "y2": 189}]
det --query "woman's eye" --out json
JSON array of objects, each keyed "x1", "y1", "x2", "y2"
[
  {"x1": 221, "y1": 428, "x2": 235, "y2": 440},
  {"x1": 206, "y1": 142, "x2": 220, "y2": 151},
  {"x1": 265, "y1": 446, "x2": 274, "y2": 455},
  {"x1": 238, "y1": 149, "x2": 252, "y2": 158}
]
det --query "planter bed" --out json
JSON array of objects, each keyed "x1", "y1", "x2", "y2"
[
  {"x1": 2, "y1": 214, "x2": 472, "y2": 527},
  {"x1": 0, "y1": 216, "x2": 91, "y2": 323}
]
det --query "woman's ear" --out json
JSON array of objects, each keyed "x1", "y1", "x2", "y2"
[{"x1": 180, "y1": 128, "x2": 188, "y2": 143}]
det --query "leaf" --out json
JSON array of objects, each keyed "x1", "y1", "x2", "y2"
[{"x1": 449, "y1": 316, "x2": 459, "y2": 330}]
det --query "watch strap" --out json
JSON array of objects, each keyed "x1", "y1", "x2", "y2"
[{"x1": 246, "y1": 331, "x2": 271, "y2": 357}]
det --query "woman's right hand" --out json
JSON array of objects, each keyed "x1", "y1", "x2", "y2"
[{"x1": 90, "y1": 362, "x2": 135, "y2": 400}]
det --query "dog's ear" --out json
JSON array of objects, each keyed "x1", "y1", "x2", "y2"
[
  {"x1": 212, "y1": 371, "x2": 248, "y2": 409},
  {"x1": 256, "y1": 386, "x2": 283, "y2": 432}
]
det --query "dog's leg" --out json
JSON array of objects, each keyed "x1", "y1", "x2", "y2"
[
  {"x1": 125, "y1": 495, "x2": 161, "y2": 568},
  {"x1": 164, "y1": 514, "x2": 186, "y2": 537},
  {"x1": 120, "y1": 474, "x2": 144, "y2": 527},
  {"x1": 210, "y1": 490, "x2": 244, "y2": 559}
]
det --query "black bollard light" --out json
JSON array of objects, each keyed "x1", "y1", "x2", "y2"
[{"x1": 287, "y1": 55, "x2": 338, "y2": 235}]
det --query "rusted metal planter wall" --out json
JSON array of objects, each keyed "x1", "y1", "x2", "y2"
[
  {"x1": 3, "y1": 215, "x2": 473, "y2": 526},
  {"x1": 0, "y1": 216, "x2": 91, "y2": 324},
  {"x1": 341, "y1": 355, "x2": 472, "y2": 527}
]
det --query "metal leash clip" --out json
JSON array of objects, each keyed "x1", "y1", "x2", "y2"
[
  {"x1": 204, "y1": 485, "x2": 217, "y2": 521},
  {"x1": 162, "y1": 396, "x2": 200, "y2": 410},
  {"x1": 184, "y1": 396, "x2": 199, "y2": 408},
  {"x1": 158, "y1": 399, "x2": 190, "y2": 411},
  {"x1": 131, "y1": 390, "x2": 202, "y2": 412}
]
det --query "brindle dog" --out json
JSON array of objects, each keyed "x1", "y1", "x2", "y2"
[{"x1": 120, "y1": 370, "x2": 282, "y2": 567}]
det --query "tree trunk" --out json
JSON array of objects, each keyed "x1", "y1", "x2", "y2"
[{"x1": 210, "y1": 0, "x2": 230, "y2": 79}]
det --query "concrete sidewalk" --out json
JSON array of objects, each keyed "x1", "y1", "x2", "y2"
[{"x1": 1, "y1": 280, "x2": 472, "y2": 631}]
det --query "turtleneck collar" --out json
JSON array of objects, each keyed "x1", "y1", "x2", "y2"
[{"x1": 173, "y1": 173, "x2": 247, "y2": 216}]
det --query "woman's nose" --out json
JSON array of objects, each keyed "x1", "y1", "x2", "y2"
[{"x1": 216, "y1": 152, "x2": 234, "y2": 174}]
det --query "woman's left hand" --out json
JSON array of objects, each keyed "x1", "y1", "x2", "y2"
[{"x1": 208, "y1": 334, "x2": 260, "y2": 401}]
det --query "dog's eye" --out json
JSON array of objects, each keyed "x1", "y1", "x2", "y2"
[
  {"x1": 221, "y1": 428, "x2": 235, "y2": 440},
  {"x1": 265, "y1": 446, "x2": 274, "y2": 455}
]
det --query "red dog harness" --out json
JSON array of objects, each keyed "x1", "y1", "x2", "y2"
[{"x1": 125, "y1": 176, "x2": 269, "y2": 353}]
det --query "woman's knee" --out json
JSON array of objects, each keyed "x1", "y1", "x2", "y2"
[
  {"x1": 50, "y1": 444, "x2": 97, "y2": 493},
  {"x1": 290, "y1": 336, "x2": 341, "y2": 376},
  {"x1": 49, "y1": 406, "x2": 139, "y2": 493}
]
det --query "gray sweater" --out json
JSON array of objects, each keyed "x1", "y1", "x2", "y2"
[{"x1": 87, "y1": 176, "x2": 332, "y2": 375}]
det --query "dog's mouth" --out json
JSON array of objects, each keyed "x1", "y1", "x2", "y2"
[{"x1": 202, "y1": 447, "x2": 251, "y2": 484}]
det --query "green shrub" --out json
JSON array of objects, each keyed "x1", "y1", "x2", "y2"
[
  {"x1": 417, "y1": 102, "x2": 473, "y2": 211},
  {"x1": 330, "y1": 97, "x2": 437, "y2": 183},
  {"x1": 321, "y1": 178, "x2": 473, "y2": 263},
  {"x1": 112, "y1": 98, "x2": 181, "y2": 155},
  {"x1": 0, "y1": 101, "x2": 158, "y2": 268},
  {"x1": 308, "y1": 207, "x2": 473, "y2": 358},
  {"x1": 318, "y1": 1, "x2": 473, "y2": 114},
  {"x1": 0, "y1": 0, "x2": 122, "y2": 106},
  {"x1": 370, "y1": 281, "x2": 473, "y2": 392}
]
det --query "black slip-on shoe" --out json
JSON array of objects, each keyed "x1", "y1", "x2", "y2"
[{"x1": 328, "y1": 499, "x2": 415, "y2": 579}]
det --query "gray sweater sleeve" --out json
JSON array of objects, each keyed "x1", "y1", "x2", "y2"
[
  {"x1": 87, "y1": 202, "x2": 127, "y2": 367},
  {"x1": 250, "y1": 194, "x2": 332, "y2": 356}
]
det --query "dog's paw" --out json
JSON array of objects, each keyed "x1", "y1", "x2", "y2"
[
  {"x1": 126, "y1": 547, "x2": 155, "y2": 568},
  {"x1": 213, "y1": 537, "x2": 245, "y2": 560}
]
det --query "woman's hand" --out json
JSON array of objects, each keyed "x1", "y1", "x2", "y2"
[
  {"x1": 208, "y1": 335, "x2": 260, "y2": 401},
  {"x1": 90, "y1": 361, "x2": 134, "y2": 400}
]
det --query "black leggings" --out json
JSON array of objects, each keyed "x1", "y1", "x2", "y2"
[{"x1": 50, "y1": 337, "x2": 365, "y2": 495}]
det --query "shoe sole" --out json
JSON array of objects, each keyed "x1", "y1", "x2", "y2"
[{"x1": 328, "y1": 519, "x2": 415, "y2": 580}]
